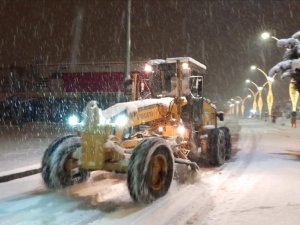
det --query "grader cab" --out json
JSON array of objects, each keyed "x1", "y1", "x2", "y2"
[{"x1": 41, "y1": 57, "x2": 231, "y2": 203}]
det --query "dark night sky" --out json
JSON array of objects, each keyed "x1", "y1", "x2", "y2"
[{"x1": 0, "y1": 0, "x2": 299, "y2": 107}]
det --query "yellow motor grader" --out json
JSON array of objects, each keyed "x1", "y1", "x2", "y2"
[{"x1": 41, "y1": 57, "x2": 231, "y2": 203}]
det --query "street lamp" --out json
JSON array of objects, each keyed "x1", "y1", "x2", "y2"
[
  {"x1": 245, "y1": 79, "x2": 268, "y2": 118},
  {"x1": 227, "y1": 99, "x2": 237, "y2": 116},
  {"x1": 250, "y1": 65, "x2": 276, "y2": 118},
  {"x1": 260, "y1": 32, "x2": 279, "y2": 41},
  {"x1": 235, "y1": 100, "x2": 240, "y2": 116},
  {"x1": 235, "y1": 95, "x2": 251, "y2": 117},
  {"x1": 230, "y1": 98, "x2": 240, "y2": 116},
  {"x1": 228, "y1": 101, "x2": 235, "y2": 116}
]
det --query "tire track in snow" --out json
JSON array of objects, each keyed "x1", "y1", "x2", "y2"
[
  {"x1": 88, "y1": 181, "x2": 214, "y2": 225},
  {"x1": 197, "y1": 120, "x2": 277, "y2": 225}
]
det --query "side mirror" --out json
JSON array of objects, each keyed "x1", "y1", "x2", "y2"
[{"x1": 217, "y1": 111, "x2": 224, "y2": 121}]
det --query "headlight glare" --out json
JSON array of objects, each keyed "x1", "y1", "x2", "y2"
[
  {"x1": 114, "y1": 114, "x2": 128, "y2": 127},
  {"x1": 177, "y1": 125, "x2": 185, "y2": 136},
  {"x1": 68, "y1": 115, "x2": 80, "y2": 126}
]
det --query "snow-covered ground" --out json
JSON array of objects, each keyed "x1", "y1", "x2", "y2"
[
  {"x1": 1, "y1": 118, "x2": 300, "y2": 225},
  {"x1": 0, "y1": 122, "x2": 75, "y2": 172}
]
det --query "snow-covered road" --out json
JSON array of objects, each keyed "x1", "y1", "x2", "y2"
[
  {"x1": 201, "y1": 120, "x2": 300, "y2": 225},
  {"x1": 1, "y1": 118, "x2": 300, "y2": 225}
]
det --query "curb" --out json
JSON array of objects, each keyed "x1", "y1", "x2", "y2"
[{"x1": 0, "y1": 165, "x2": 41, "y2": 183}]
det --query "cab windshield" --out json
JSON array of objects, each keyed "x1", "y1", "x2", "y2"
[{"x1": 149, "y1": 63, "x2": 204, "y2": 98}]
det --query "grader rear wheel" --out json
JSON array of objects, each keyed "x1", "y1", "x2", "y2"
[
  {"x1": 41, "y1": 135, "x2": 89, "y2": 189},
  {"x1": 219, "y1": 126, "x2": 232, "y2": 160},
  {"x1": 127, "y1": 137, "x2": 174, "y2": 203},
  {"x1": 208, "y1": 128, "x2": 226, "y2": 166}
]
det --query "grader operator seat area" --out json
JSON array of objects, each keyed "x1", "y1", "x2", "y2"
[{"x1": 145, "y1": 57, "x2": 206, "y2": 99}]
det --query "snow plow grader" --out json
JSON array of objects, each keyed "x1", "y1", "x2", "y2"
[{"x1": 41, "y1": 57, "x2": 231, "y2": 203}]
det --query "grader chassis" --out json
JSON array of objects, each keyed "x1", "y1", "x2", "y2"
[{"x1": 41, "y1": 57, "x2": 231, "y2": 203}]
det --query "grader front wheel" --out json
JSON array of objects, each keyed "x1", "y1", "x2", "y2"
[
  {"x1": 41, "y1": 135, "x2": 89, "y2": 189},
  {"x1": 127, "y1": 137, "x2": 174, "y2": 203}
]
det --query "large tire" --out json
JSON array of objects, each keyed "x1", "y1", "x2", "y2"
[
  {"x1": 127, "y1": 137, "x2": 174, "y2": 203},
  {"x1": 42, "y1": 135, "x2": 89, "y2": 189},
  {"x1": 219, "y1": 126, "x2": 232, "y2": 160},
  {"x1": 208, "y1": 128, "x2": 226, "y2": 166}
]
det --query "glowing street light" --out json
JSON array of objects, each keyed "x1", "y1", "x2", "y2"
[
  {"x1": 229, "y1": 98, "x2": 240, "y2": 116},
  {"x1": 228, "y1": 102, "x2": 235, "y2": 115},
  {"x1": 235, "y1": 100, "x2": 240, "y2": 116},
  {"x1": 235, "y1": 95, "x2": 251, "y2": 117},
  {"x1": 289, "y1": 79, "x2": 299, "y2": 112},
  {"x1": 250, "y1": 65, "x2": 277, "y2": 118},
  {"x1": 227, "y1": 99, "x2": 236, "y2": 116},
  {"x1": 260, "y1": 32, "x2": 279, "y2": 41},
  {"x1": 245, "y1": 79, "x2": 268, "y2": 118}
]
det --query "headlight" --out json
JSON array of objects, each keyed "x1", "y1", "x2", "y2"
[
  {"x1": 68, "y1": 114, "x2": 80, "y2": 126},
  {"x1": 182, "y1": 62, "x2": 190, "y2": 70},
  {"x1": 144, "y1": 64, "x2": 153, "y2": 73},
  {"x1": 177, "y1": 125, "x2": 185, "y2": 136},
  {"x1": 158, "y1": 126, "x2": 164, "y2": 133},
  {"x1": 114, "y1": 114, "x2": 128, "y2": 127}
]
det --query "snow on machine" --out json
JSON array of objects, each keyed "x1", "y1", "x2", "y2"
[{"x1": 41, "y1": 57, "x2": 231, "y2": 203}]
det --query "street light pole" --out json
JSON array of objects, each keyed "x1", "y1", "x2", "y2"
[
  {"x1": 228, "y1": 102, "x2": 235, "y2": 116},
  {"x1": 230, "y1": 98, "x2": 239, "y2": 116},
  {"x1": 230, "y1": 104, "x2": 235, "y2": 115},
  {"x1": 236, "y1": 101, "x2": 240, "y2": 116},
  {"x1": 289, "y1": 79, "x2": 299, "y2": 112},
  {"x1": 235, "y1": 97, "x2": 242, "y2": 117},
  {"x1": 250, "y1": 65, "x2": 275, "y2": 118},
  {"x1": 125, "y1": 0, "x2": 132, "y2": 80},
  {"x1": 246, "y1": 79, "x2": 268, "y2": 118},
  {"x1": 248, "y1": 88, "x2": 258, "y2": 115},
  {"x1": 235, "y1": 95, "x2": 251, "y2": 117},
  {"x1": 257, "y1": 88, "x2": 263, "y2": 118}
]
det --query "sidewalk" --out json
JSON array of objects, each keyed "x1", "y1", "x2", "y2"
[{"x1": 0, "y1": 122, "x2": 74, "y2": 182}]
